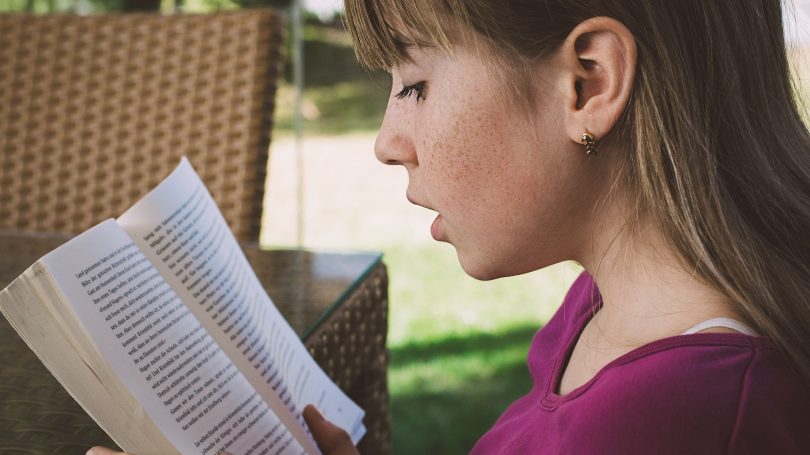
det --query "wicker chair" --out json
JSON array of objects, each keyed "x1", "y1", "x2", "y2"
[
  {"x1": 0, "y1": 10, "x2": 390, "y2": 454},
  {"x1": 0, "y1": 10, "x2": 280, "y2": 241}
]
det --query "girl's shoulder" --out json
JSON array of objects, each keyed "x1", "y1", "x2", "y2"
[{"x1": 580, "y1": 335, "x2": 810, "y2": 452}]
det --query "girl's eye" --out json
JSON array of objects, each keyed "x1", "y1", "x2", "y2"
[{"x1": 395, "y1": 81, "x2": 426, "y2": 102}]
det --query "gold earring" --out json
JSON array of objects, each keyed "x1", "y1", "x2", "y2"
[{"x1": 581, "y1": 129, "x2": 597, "y2": 156}]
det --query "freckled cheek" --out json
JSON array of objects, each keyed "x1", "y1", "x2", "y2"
[
  {"x1": 423, "y1": 116, "x2": 487, "y2": 175},
  {"x1": 421, "y1": 146, "x2": 514, "y2": 238},
  {"x1": 416, "y1": 86, "x2": 521, "y2": 210}
]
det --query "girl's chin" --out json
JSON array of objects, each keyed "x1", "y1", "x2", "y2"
[
  {"x1": 455, "y1": 246, "x2": 556, "y2": 281},
  {"x1": 455, "y1": 251, "x2": 505, "y2": 282}
]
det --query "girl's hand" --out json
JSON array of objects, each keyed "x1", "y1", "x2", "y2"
[{"x1": 302, "y1": 405, "x2": 359, "y2": 455}]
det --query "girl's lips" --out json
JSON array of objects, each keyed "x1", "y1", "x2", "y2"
[
  {"x1": 405, "y1": 192, "x2": 443, "y2": 240},
  {"x1": 431, "y1": 214, "x2": 443, "y2": 241}
]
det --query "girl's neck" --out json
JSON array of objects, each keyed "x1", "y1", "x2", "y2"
[{"x1": 574, "y1": 203, "x2": 745, "y2": 350}]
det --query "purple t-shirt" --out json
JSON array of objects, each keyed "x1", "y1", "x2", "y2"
[{"x1": 471, "y1": 272, "x2": 810, "y2": 454}]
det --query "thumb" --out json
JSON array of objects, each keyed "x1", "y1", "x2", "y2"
[{"x1": 302, "y1": 405, "x2": 358, "y2": 455}]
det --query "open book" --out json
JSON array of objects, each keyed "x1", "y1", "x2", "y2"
[{"x1": 0, "y1": 158, "x2": 364, "y2": 455}]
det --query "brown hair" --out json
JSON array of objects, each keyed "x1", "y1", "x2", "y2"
[{"x1": 345, "y1": 0, "x2": 810, "y2": 382}]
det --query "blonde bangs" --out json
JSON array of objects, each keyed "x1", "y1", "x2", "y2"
[{"x1": 343, "y1": 0, "x2": 464, "y2": 70}]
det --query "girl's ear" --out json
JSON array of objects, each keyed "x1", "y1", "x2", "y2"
[{"x1": 554, "y1": 17, "x2": 637, "y2": 147}]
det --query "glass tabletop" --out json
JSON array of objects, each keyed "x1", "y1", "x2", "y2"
[{"x1": 0, "y1": 230, "x2": 383, "y2": 340}]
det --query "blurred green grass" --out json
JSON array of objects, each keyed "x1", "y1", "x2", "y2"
[
  {"x1": 389, "y1": 325, "x2": 539, "y2": 454},
  {"x1": 383, "y1": 243, "x2": 575, "y2": 346}
]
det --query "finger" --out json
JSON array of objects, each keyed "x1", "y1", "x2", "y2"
[
  {"x1": 302, "y1": 405, "x2": 358, "y2": 454},
  {"x1": 86, "y1": 447, "x2": 131, "y2": 455}
]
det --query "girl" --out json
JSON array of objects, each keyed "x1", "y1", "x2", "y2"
[
  {"x1": 92, "y1": 0, "x2": 810, "y2": 453},
  {"x1": 338, "y1": 0, "x2": 810, "y2": 452}
]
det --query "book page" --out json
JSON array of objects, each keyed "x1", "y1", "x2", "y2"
[
  {"x1": 42, "y1": 220, "x2": 306, "y2": 455},
  {"x1": 117, "y1": 158, "x2": 365, "y2": 444}
]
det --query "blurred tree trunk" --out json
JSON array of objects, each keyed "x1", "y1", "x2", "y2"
[{"x1": 122, "y1": 0, "x2": 161, "y2": 11}]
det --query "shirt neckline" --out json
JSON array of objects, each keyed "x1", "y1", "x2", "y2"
[{"x1": 539, "y1": 289, "x2": 775, "y2": 409}]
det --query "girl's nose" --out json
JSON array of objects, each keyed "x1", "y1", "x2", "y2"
[{"x1": 374, "y1": 106, "x2": 417, "y2": 167}]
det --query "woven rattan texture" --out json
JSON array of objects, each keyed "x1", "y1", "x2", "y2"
[
  {"x1": 308, "y1": 264, "x2": 391, "y2": 455},
  {"x1": 0, "y1": 10, "x2": 282, "y2": 242}
]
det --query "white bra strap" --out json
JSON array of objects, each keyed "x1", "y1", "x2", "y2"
[{"x1": 681, "y1": 317, "x2": 758, "y2": 336}]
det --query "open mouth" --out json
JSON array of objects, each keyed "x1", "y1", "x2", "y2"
[{"x1": 406, "y1": 192, "x2": 444, "y2": 241}]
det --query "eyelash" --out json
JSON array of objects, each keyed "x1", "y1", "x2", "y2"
[{"x1": 395, "y1": 81, "x2": 426, "y2": 102}]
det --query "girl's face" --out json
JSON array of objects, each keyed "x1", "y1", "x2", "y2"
[{"x1": 375, "y1": 43, "x2": 609, "y2": 280}]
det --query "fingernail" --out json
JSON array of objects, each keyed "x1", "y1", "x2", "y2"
[{"x1": 86, "y1": 449, "x2": 96, "y2": 455}]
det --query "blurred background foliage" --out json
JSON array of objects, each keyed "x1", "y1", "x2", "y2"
[{"x1": 0, "y1": 1, "x2": 578, "y2": 453}]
